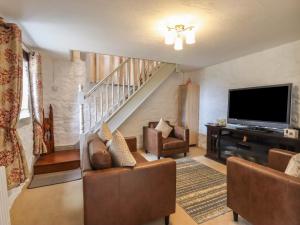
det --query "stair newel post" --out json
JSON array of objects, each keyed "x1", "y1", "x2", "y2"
[
  {"x1": 78, "y1": 84, "x2": 85, "y2": 135},
  {"x1": 131, "y1": 58, "x2": 136, "y2": 92}
]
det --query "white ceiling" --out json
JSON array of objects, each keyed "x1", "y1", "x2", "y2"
[{"x1": 1, "y1": 0, "x2": 300, "y2": 69}]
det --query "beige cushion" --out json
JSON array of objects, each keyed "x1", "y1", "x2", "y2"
[
  {"x1": 108, "y1": 130, "x2": 136, "y2": 167},
  {"x1": 88, "y1": 137, "x2": 112, "y2": 170},
  {"x1": 285, "y1": 153, "x2": 300, "y2": 178},
  {"x1": 155, "y1": 118, "x2": 173, "y2": 138},
  {"x1": 97, "y1": 123, "x2": 113, "y2": 142}
]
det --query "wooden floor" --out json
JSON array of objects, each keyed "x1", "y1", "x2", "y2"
[{"x1": 33, "y1": 150, "x2": 80, "y2": 175}]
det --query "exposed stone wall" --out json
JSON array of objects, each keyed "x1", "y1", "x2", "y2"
[{"x1": 42, "y1": 52, "x2": 86, "y2": 147}]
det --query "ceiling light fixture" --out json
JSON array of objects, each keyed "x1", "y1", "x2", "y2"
[{"x1": 164, "y1": 24, "x2": 196, "y2": 50}]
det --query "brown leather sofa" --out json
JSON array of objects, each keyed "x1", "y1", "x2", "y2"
[
  {"x1": 82, "y1": 135, "x2": 176, "y2": 225},
  {"x1": 143, "y1": 121, "x2": 189, "y2": 159},
  {"x1": 227, "y1": 149, "x2": 300, "y2": 225}
]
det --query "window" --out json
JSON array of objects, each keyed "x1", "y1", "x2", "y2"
[{"x1": 20, "y1": 51, "x2": 30, "y2": 119}]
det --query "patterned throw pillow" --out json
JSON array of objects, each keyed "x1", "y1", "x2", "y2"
[
  {"x1": 108, "y1": 130, "x2": 136, "y2": 167},
  {"x1": 98, "y1": 122, "x2": 113, "y2": 142},
  {"x1": 155, "y1": 118, "x2": 173, "y2": 138},
  {"x1": 285, "y1": 153, "x2": 300, "y2": 178}
]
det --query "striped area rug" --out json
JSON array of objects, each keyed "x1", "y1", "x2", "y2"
[{"x1": 176, "y1": 158, "x2": 231, "y2": 224}]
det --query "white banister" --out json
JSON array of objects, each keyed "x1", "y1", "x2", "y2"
[
  {"x1": 0, "y1": 166, "x2": 11, "y2": 225},
  {"x1": 78, "y1": 84, "x2": 85, "y2": 134}
]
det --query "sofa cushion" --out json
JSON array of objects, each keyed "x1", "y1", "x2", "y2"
[
  {"x1": 97, "y1": 122, "x2": 113, "y2": 143},
  {"x1": 285, "y1": 153, "x2": 300, "y2": 178},
  {"x1": 155, "y1": 118, "x2": 173, "y2": 138},
  {"x1": 163, "y1": 137, "x2": 186, "y2": 150},
  {"x1": 108, "y1": 130, "x2": 136, "y2": 167},
  {"x1": 88, "y1": 137, "x2": 112, "y2": 170}
]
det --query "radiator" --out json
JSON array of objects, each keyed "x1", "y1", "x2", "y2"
[{"x1": 0, "y1": 166, "x2": 11, "y2": 225}]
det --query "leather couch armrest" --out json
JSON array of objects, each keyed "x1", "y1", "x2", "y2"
[
  {"x1": 83, "y1": 167, "x2": 131, "y2": 225},
  {"x1": 125, "y1": 136, "x2": 137, "y2": 152},
  {"x1": 268, "y1": 148, "x2": 296, "y2": 172},
  {"x1": 119, "y1": 158, "x2": 176, "y2": 223},
  {"x1": 227, "y1": 156, "x2": 300, "y2": 224},
  {"x1": 174, "y1": 126, "x2": 189, "y2": 143},
  {"x1": 143, "y1": 127, "x2": 162, "y2": 155}
]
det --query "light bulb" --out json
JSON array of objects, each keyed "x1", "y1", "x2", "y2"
[
  {"x1": 164, "y1": 30, "x2": 175, "y2": 45},
  {"x1": 174, "y1": 35, "x2": 183, "y2": 51},
  {"x1": 185, "y1": 29, "x2": 195, "y2": 45}
]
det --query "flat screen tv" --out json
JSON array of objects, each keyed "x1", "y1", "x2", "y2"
[{"x1": 227, "y1": 84, "x2": 292, "y2": 129}]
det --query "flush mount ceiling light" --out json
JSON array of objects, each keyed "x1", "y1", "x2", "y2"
[{"x1": 164, "y1": 24, "x2": 196, "y2": 51}]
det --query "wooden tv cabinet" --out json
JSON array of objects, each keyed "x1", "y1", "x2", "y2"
[{"x1": 206, "y1": 124, "x2": 300, "y2": 165}]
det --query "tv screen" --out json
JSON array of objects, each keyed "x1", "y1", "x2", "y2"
[{"x1": 228, "y1": 84, "x2": 291, "y2": 127}]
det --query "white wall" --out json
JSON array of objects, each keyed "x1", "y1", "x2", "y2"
[{"x1": 186, "y1": 40, "x2": 300, "y2": 135}]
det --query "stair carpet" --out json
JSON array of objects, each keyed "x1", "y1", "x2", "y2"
[{"x1": 33, "y1": 150, "x2": 80, "y2": 175}]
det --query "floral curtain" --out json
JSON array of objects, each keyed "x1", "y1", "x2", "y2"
[
  {"x1": 0, "y1": 19, "x2": 28, "y2": 189},
  {"x1": 29, "y1": 52, "x2": 47, "y2": 155}
]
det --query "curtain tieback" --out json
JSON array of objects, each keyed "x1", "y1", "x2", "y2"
[{"x1": 0, "y1": 125, "x2": 16, "y2": 131}]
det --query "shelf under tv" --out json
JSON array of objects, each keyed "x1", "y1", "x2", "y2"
[{"x1": 205, "y1": 124, "x2": 300, "y2": 165}]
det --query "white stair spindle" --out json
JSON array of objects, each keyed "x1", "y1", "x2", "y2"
[
  {"x1": 117, "y1": 69, "x2": 120, "y2": 105},
  {"x1": 127, "y1": 59, "x2": 131, "y2": 96},
  {"x1": 78, "y1": 84, "x2": 85, "y2": 134},
  {"x1": 122, "y1": 68, "x2": 125, "y2": 102},
  {"x1": 137, "y1": 59, "x2": 141, "y2": 89},
  {"x1": 94, "y1": 93, "x2": 97, "y2": 125},
  {"x1": 100, "y1": 86, "x2": 103, "y2": 119},
  {"x1": 106, "y1": 81, "x2": 109, "y2": 114},
  {"x1": 111, "y1": 76, "x2": 114, "y2": 110}
]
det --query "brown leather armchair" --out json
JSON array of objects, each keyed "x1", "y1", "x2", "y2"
[
  {"x1": 143, "y1": 121, "x2": 189, "y2": 159},
  {"x1": 227, "y1": 149, "x2": 300, "y2": 225},
  {"x1": 82, "y1": 136, "x2": 176, "y2": 225}
]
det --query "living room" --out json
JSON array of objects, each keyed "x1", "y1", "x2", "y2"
[{"x1": 0, "y1": 1, "x2": 300, "y2": 225}]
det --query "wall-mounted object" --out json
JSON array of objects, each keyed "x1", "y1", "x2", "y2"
[{"x1": 178, "y1": 83, "x2": 199, "y2": 145}]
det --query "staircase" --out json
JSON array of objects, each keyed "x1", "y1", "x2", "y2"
[{"x1": 78, "y1": 57, "x2": 176, "y2": 135}]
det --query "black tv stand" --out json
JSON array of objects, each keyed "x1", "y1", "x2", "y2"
[{"x1": 206, "y1": 124, "x2": 300, "y2": 165}]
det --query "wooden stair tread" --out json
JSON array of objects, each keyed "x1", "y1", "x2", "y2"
[{"x1": 34, "y1": 150, "x2": 80, "y2": 175}]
